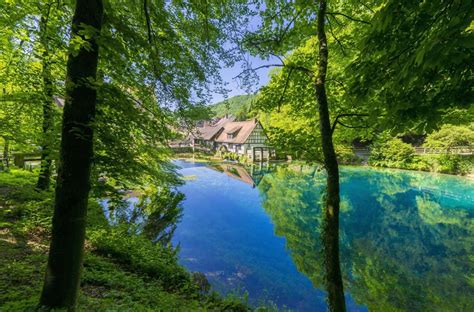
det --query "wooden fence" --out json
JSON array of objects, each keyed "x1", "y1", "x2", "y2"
[
  {"x1": 352, "y1": 146, "x2": 473, "y2": 156},
  {"x1": 413, "y1": 146, "x2": 473, "y2": 155}
]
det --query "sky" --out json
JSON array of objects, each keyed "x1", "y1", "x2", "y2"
[
  {"x1": 210, "y1": 55, "x2": 273, "y2": 104},
  {"x1": 209, "y1": 4, "x2": 277, "y2": 105}
]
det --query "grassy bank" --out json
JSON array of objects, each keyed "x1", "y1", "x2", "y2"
[{"x1": 0, "y1": 169, "x2": 251, "y2": 311}]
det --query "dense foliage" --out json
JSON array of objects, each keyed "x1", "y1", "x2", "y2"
[
  {"x1": 349, "y1": 0, "x2": 474, "y2": 128},
  {"x1": 424, "y1": 124, "x2": 474, "y2": 149},
  {"x1": 369, "y1": 138, "x2": 417, "y2": 168}
]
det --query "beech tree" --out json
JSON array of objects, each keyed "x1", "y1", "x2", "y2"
[
  {"x1": 39, "y1": 0, "x2": 104, "y2": 309},
  {"x1": 243, "y1": 1, "x2": 375, "y2": 310},
  {"x1": 33, "y1": 0, "x2": 248, "y2": 309}
]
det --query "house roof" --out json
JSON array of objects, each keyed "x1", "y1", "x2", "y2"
[
  {"x1": 193, "y1": 117, "x2": 234, "y2": 140},
  {"x1": 225, "y1": 125, "x2": 242, "y2": 134},
  {"x1": 192, "y1": 118, "x2": 259, "y2": 144},
  {"x1": 214, "y1": 119, "x2": 257, "y2": 144}
]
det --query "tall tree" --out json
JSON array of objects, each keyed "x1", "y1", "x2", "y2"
[
  {"x1": 314, "y1": 1, "x2": 346, "y2": 310},
  {"x1": 39, "y1": 0, "x2": 103, "y2": 309},
  {"x1": 38, "y1": 0, "x2": 247, "y2": 309},
  {"x1": 242, "y1": 1, "x2": 377, "y2": 309},
  {"x1": 36, "y1": 1, "x2": 55, "y2": 190}
]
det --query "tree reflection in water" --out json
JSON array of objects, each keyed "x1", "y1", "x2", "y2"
[
  {"x1": 258, "y1": 165, "x2": 474, "y2": 311},
  {"x1": 103, "y1": 187, "x2": 184, "y2": 247}
]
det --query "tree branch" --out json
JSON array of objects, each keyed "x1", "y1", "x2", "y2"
[
  {"x1": 233, "y1": 63, "x2": 312, "y2": 80},
  {"x1": 326, "y1": 12, "x2": 371, "y2": 25},
  {"x1": 143, "y1": 0, "x2": 153, "y2": 44},
  {"x1": 277, "y1": 67, "x2": 294, "y2": 111},
  {"x1": 331, "y1": 113, "x2": 369, "y2": 135},
  {"x1": 326, "y1": 16, "x2": 346, "y2": 56},
  {"x1": 357, "y1": 0, "x2": 375, "y2": 13}
]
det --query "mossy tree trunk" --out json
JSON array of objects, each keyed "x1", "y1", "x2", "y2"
[
  {"x1": 36, "y1": 3, "x2": 54, "y2": 191},
  {"x1": 39, "y1": 0, "x2": 103, "y2": 310},
  {"x1": 314, "y1": 0, "x2": 346, "y2": 311}
]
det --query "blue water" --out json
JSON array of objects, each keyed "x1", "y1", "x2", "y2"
[{"x1": 172, "y1": 160, "x2": 474, "y2": 311}]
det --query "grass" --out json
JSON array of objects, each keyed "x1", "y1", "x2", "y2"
[{"x1": 0, "y1": 169, "x2": 254, "y2": 311}]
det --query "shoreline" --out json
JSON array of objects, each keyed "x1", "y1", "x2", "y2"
[{"x1": 173, "y1": 153, "x2": 474, "y2": 180}]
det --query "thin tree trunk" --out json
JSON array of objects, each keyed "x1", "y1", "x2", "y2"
[
  {"x1": 3, "y1": 137, "x2": 9, "y2": 169},
  {"x1": 314, "y1": 0, "x2": 346, "y2": 311},
  {"x1": 36, "y1": 3, "x2": 54, "y2": 191},
  {"x1": 39, "y1": 0, "x2": 103, "y2": 310}
]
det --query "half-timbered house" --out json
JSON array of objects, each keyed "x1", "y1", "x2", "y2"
[{"x1": 191, "y1": 117, "x2": 274, "y2": 161}]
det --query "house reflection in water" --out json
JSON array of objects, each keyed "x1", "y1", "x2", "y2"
[{"x1": 208, "y1": 162, "x2": 273, "y2": 188}]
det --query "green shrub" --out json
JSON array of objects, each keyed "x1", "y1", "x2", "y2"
[
  {"x1": 238, "y1": 154, "x2": 250, "y2": 164},
  {"x1": 369, "y1": 136, "x2": 473, "y2": 175},
  {"x1": 424, "y1": 124, "x2": 474, "y2": 148},
  {"x1": 406, "y1": 156, "x2": 433, "y2": 172},
  {"x1": 88, "y1": 226, "x2": 194, "y2": 293},
  {"x1": 369, "y1": 138, "x2": 416, "y2": 168},
  {"x1": 421, "y1": 124, "x2": 474, "y2": 175},
  {"x1": 335, "y1": 146, "x2": 362, "y2": 165},
  {"x1": 434, "y1": 154, "x2": 473, "y2": 175}
]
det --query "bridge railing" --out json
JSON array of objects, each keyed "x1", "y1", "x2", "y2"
[
  {"x1": 351, "y1": 146, "x2": 473, "y2": 156},
  {"x1": 413, "y1": 146, "x2": 473, "y2": 155}
]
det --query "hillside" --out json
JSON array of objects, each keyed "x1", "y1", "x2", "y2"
[{"x1": 210, "y1": 94, "x2": 256, "y2": 120}]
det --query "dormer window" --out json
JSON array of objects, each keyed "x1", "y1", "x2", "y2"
[{"x1": 225, "y1": 125, "x2": 242, "y2": 141}]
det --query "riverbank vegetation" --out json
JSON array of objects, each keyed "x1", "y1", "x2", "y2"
[{"x1": 0, "y1": 169, "x2": 250, "y2": 311}]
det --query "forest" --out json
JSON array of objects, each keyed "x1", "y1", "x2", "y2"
[{"x1": 0, "y1": 0, "x2": 473, "y2": 311}]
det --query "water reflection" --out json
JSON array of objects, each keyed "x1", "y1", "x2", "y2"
[
  {"x1": 103, "y1": 187, "x2": 184, "y2": 246},
  {"x1": 258, "y1": 166, "x2": 474, "y2": 311},
  {"x1": 208, "y1": 162, "x2": 275, "y2": 187}
]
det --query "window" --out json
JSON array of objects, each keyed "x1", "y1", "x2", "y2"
[{"x1": 227, "y1": 133, "x2": 234, "y2": 139}]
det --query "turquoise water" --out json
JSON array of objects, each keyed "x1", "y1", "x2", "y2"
[{"x1": 172, "y1": 160, "x2": 474, "y2": 311}]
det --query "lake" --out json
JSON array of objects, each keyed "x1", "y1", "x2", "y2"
[{"x1": 172, "y1": 160, "x2": 474, "y2": 311}]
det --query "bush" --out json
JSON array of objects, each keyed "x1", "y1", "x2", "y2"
[
  {"x1": 335, "y1": 145, "x2": 363, "y2": 165},
  {"x1": 406, "y1": 155, "x2": 433, "y2": 172},
  {"x1": 422, "y1": 125, "x2": 474, "y2": 175},
  {"x1": 369, "y1": 138, "x2": 416, "y2": 168},
  {"x1": 368, "y1": 134, "x2": 473, "y2": 175},
  {"x1": 424, "y1": 124, "x2": 474, "y2": 148},
  {"x1": 434, "y1": 154, "x2": 473, "y2": 175},
  {"x1": 88, "y1": 226, "x2": 193, "y2": 293}
]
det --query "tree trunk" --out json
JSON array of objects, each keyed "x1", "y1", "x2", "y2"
[
  {"x1": 39, "y1": 0, "x2": 103, "y2": 310},
  {"x1": 36, "y1": 4, "x2": 54, "y2": 191},
  {"x1": 314, "y1": 0, "x2": 346, "y2": 311},
  {"x1": 3, "y1": 137, "x2": 9, "y2": 169}
]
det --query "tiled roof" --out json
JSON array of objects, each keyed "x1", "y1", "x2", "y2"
[
  {"x1": 225, "y1": 125, "x2": 242, "y2": 134},
  {"x1": 193, "y1": 118, "x2": 258, "y2": 144},
  {"x1": 214, "y1": 119, "x2": 257, "y2": 144},
  {"x1": 193, "y1": 117, "x2": 233, "y2": 140}
]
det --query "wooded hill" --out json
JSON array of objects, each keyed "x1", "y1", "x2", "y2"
[{"x1": 210, "y1": 94, "x2": 256, "y2": 120}]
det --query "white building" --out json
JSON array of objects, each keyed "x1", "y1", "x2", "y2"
[{"x1": 191, "y1": 117, "x2": 274, "y2": 161}]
